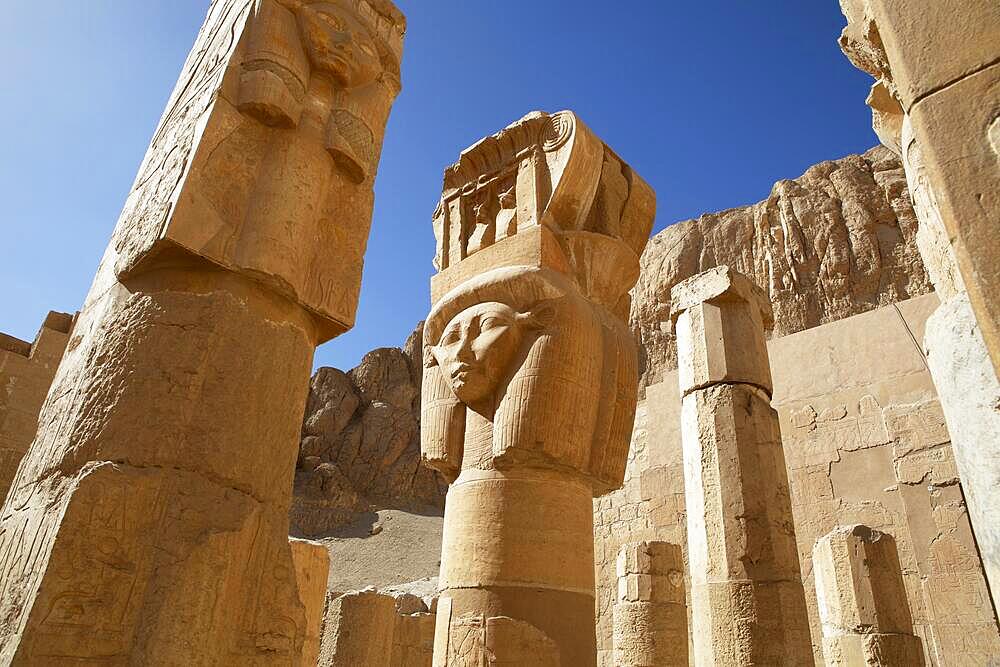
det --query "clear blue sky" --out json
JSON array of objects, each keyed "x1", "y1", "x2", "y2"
[{"x1": 0, "y1": 1, "x2": 876, "y2": 372}]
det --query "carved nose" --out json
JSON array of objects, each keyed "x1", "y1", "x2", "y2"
[{"x1": 455, "y1": 333, "x2": 475, "y2": 361}]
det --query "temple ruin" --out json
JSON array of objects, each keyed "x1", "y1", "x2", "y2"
[{"x1": 0, "y1": 0, "x2": 997, "y2": 665}]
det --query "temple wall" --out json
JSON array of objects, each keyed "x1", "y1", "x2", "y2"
[
  {"x1": 594, "y1": 292, "x2": 1000, "y2": 666},
  {"x1": 0, "y1": 311, "x2": 72, "y2": 502}
]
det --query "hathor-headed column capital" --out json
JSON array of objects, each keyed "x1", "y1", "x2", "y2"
[{"x1": 420, "y1": 110, "x2": 655, "y2": 495}]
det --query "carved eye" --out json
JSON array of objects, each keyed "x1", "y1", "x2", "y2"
[
  {"x1": 358, "y1": 40, "x2": 377, "y2": 58},
  {"x1": 480, "y1": 317, "x2": 507, "y2": 332},
  {"x1": 441, "y1": 330, "x2": 461, "y2": 346}
]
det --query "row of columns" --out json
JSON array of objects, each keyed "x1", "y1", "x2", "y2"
[{"x1": 0, "y1": 0, "x2": 993, "y2": 664}]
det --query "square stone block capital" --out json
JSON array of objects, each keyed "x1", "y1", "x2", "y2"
[
  {"x1": 669, "y1": 265, "x2": 774, "y2": 329},
  {"x1": 670, "y1": 267, "x2": 774, "y2": 395}
]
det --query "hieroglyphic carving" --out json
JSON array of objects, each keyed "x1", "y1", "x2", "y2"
[{"x1": 422, "y1": 111, "x2": 654, "y2": 666}]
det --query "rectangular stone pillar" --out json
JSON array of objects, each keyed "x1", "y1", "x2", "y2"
[
  {"x1": 289, "y1": 538, "x2": 331, "y2": 667},
  {"x1": 813, "y1": 525, "x2": 925, "y2": 666},
  {"x1": 613, "y1": 541, "x2": 688, "y2": 667},
  {"x1": 672, "y1": 266, "x2": 812, "y2": 666},
  {"x1": 0, "y1": 1, "x2": 404, "y2": 663},
  {"x1": 319, "y1": 590, "x2": 397, "y2": 667}
]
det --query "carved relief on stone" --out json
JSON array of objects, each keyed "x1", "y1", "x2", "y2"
[
  {"x1": 422, "y1": 111, "x2": 654, "y2": 666},
  {"x1": 110, "y1": 0, "x2": 405, "y2": 338},
  {"x1": 420, "y1": 112, "x2": 654, "y2": 493},
  {"x1": 428, "y1": 111, "x2": 654, "y2": 315},
  {"x1": 421, "y1": 267, "x2": 637, "y2": 492}
]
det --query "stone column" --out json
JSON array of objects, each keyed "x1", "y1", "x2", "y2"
[
  {"x1": 0, "y1": 311, "x2": 73, "y2": 503},
  {"x1": 420, "y1": 110, "x2": 655, "y2": 666},
  {"x1": 391, "y1": 612, "x2": 437, "y2": 667},
  {"x1": 0, "y1": 1, "x2": 404, "y2": 663},
  {"x1": 671, "y1": 266, "x2": 812, "y2": 666},
  {"x1": 613, "y1": 541, "x2": 688, "y2": 667},
  {"x1": 813, "y1": 525, "x2": 925, "y2": 666},
  {"x1": 841, "y1": 0, "x2": 1000, "y2": 375},
  {"x1": 839, "y1": 1, "x2": 1000, "y2": 611}
]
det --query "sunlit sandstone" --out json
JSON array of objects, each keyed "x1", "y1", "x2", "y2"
[
  {"x1": 839, "y1": 0, "x2": 1000, "y2": 612},
  {"x1": 0, "y1": 0, "x2": 404, "y2": 662},
  {"x1": 420, "y1": 110, "x2": 655, "y2": 666},
  {"x1": 672, "y1": 266, "x2": 812, "y2": 666}
]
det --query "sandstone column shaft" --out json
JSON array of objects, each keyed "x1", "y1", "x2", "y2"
[
  {"x1": 613, "y1": 541, "x2": 688, "y2": 667},
  {"x1": 0, "y1": 0, "x2": 404, "y2": 662},
  {"x1": 672, "y1": 266, "x2": 811, "y2": 666},
  {"x1": 421, "y1": 111, "x2": 655, "y2": 666},
  {"x1": 813, "y1": 525, "x2": 925, "y2": 666},
  {"x1": 436, "y1": 467, "x2": 595, "y2": 665},
  {"x1": 839, "y1": 0, "x2": 1000, "y2": 612},
  {"x1": 849, "y1": 0, "x2": 1000, "y2": 378}
]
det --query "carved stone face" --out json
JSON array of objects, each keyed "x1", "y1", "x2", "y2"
[
  {"x1": 431, "y1": 302, "x2": 527, "y2": 405},
  {"x1": 296, "y1": 2, "x2": 382, "y2": 88}
]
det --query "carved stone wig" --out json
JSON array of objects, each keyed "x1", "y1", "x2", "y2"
[{"x1": 420, "y1": 110, "x2": 654, "y2": 495}]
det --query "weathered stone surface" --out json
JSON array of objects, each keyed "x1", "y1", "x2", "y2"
[
  {"x1": 315, "y1": 582, "x2": 436, "y2": 667},
  {"x1": 0, "y1": 312, "x2": 72, "y2": 502},
  {"x1": 611, "y1": 294, "x2": 999, "y2": 665},
  {"x1": 675, "y1": 268, "x2": 811, "y2": 666},
  {"x1": 613, "y1": 542, "x2": 687, "y2": 666},
  {"x1": 812, "y1": 525, "x2": 925, "y2": 666},
  {"x1": 290, "y1": 538, "x2": 331, "y2": 667},
  {"x1": 423, "y1": 110, "x2": 653, "y2": 667},
  {"x1": 631, "y1": 146, "x2": 931, "y2": 387},
  {"x1": 924, "y1": 293, "x2": 1000, "y2": 615},
  {"x1": 391, "y1": 611, "x2": 435, "y2": 667},
  {"x1": 839, "y1": 0, "x2": 1000, "y2": 397},
  {"x1": 319, "y1": 589, "x2": 397, "y2": 667},
  {"x1": 838, "y1": 2, "x2": 1000, "y2": 616},
  {"x1": 671, "y1": 265, "x2": 775, "y2": 395},
  {"x1": 0, "y1": 1, "x2": 405, "y2": 663},
  {"x1": 291, "y1": 323, "x2": 446, "y2": 537}
]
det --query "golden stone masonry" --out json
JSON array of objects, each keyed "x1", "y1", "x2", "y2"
[
  {"x1": 421, "y1": 110, "x2": 654, "y2": 666},
  {"x1": 1, "y1": 1, "x2": 998, "y2": 666}
]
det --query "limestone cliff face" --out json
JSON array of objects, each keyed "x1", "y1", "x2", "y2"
[
  {"x1": 290, "y1": 322, "x2": 447, "y2": 537},
  {"x1": 631, "y1": 146, "x2": 931, "y2": 387}
]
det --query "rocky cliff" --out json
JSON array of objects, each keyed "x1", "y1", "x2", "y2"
[
  {"x1": 290, "y1": 323, "x2": 447, "y2": 537},
  {"x1": 631, "y1": 145, "x2": 931, "y2": 387},
  {"x1": 292, "y1": 146, "x2": 933, "y2": 525}
]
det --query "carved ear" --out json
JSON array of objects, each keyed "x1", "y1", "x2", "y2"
[
  {"x1": 423, "y1": 345, "x2": 439, "y2": 368},
  {"x1": 520, "y1": 300, "x2": 557, "y2": 331}
]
